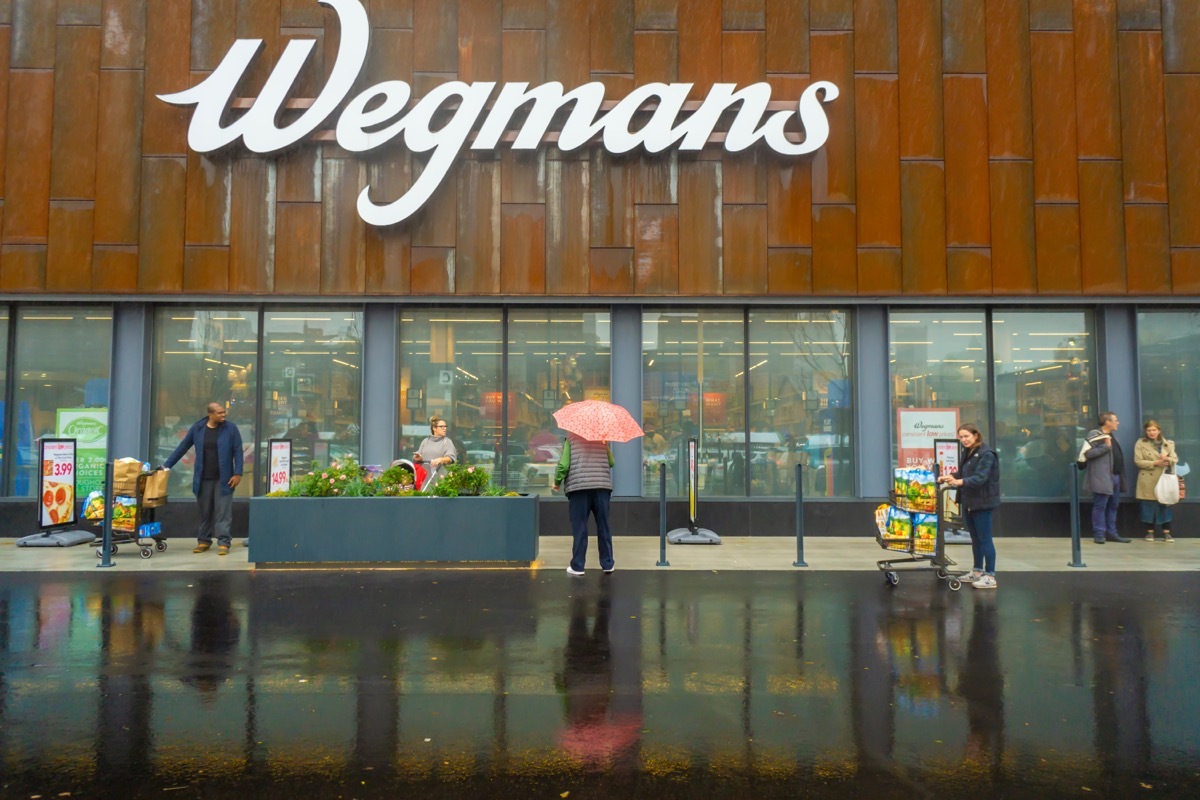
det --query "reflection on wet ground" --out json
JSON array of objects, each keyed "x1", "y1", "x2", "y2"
[{"x1": 1, "y1": 571, "x2": 1198, "y2": 798}]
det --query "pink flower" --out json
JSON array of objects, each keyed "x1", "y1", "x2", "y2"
[
  {"x1": 329, "y1": 478, "x2": 336, "y2": 484},
  {"x1": 322, "y1": 473, "x2": 329, "y2": 479},
  {"x1": 467, "y1": 467, "x2": 475, "y2": 473},
  {"x1": 333, "y1": 488, "x2": 339, "y2": 494},
  {"x1": 340, "y1": 475, "x2": 347, "y2": 481}
]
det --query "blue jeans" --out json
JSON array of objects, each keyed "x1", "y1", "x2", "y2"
[
  {"x1": 567, "y1": 489, "x2": 614, "y2": 572},
  {"x1": 965, "y1": 509, "x2": 996, "y2": 575},
  {"x1": 1091, "y1": 475, "x2": 1121, "y2": 539}
]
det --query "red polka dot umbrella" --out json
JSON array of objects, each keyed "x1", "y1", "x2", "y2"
[{"x1": 552, "y1": 400, "x2": 644, "y2": 443}]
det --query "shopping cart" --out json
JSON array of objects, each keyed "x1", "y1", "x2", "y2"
[
  {"x1": 93, "y1": 470, "x2": 169, "y2": 560},
  {"x1": 874, "y1": 483, "x2": 968, "y2": 590}
]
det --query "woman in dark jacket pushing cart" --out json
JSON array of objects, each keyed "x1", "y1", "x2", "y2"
[{"x1": 938, "y1": 424, "x2": 1001, "y2": 590}]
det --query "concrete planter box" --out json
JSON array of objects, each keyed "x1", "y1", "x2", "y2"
[{"x1": 248, "y1": 495, "x2": 539, "y2": 566}]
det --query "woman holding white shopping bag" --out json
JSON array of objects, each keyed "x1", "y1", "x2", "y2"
[{"x1": 1134, "y1": 420, "x2": 1179, "y2": 542}]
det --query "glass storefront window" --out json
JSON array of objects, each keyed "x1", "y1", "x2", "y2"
[
  {"x1": 151, "y1": 310, "x2": 259, "y2": 497},
  {"x1": 399, "y1": 309, "x2": 502, "y2": 480},
  {"x1": 0, "y1": 307, "x2": 7, "y2": 480},
  {"x1": 1138, "y1": 310, "x2": 1200, "y2": 480},
  {"x1": 642, "y1": 310, "x2": 745, "y2": 497},
  {"x1": 8, "y1": 307, "x2": 112, "y2": 497},
  {"x1": 749, "y1": 310, "x2": 854, "y2": 497},
  {"x1": 993, "y1": 310, "x2": 1096, "y2": 498},
  {"x1": 507, "y1": 310, "x2": 611, "y2": 493},
  {"x1": 889, "y1": 311, "x2": 990, "y2": 469},
  {"x1": 262, "y1": 311, "x2": 363, "y2": 476}
]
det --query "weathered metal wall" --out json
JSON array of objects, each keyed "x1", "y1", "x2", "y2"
[{"x1": 0, "y1": 0, "x2": 1197, "y2": 297}]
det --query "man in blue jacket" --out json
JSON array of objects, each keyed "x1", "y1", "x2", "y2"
[{"x1": 164, "y1": 402, "x2": 244, "y2": 555}]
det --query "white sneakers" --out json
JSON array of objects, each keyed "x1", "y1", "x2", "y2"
[
  {"x1": 972, "y1": 574, "x2": 998, "y2": 590},
  {"x1": 566, "y1": 567, "x2": 585, "y2": 576}
]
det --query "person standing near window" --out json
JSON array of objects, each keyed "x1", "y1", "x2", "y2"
[
  {"x1": 1082, "y1": 412, "x2": 1130, "y2": 544},
  {"x1": 413, "y1": 416, "x2": 456, "y2": 489},
  {"x1": 1134, "y1": 420, "x2": 1178, "y2": 543},
  {"x1": 164, "y1": 402, "x2": 244, "y2": 556},
  {"x1": 938, "y1": 423, "x2": 1001, "y2": 589}
]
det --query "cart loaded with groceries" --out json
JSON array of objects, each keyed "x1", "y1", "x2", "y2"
[
  {"x1": 83, "y1": 457, "x2": 170, "y2": 560},
  {"x1": 873, "y1": 466, "x2": 970, "y2": 590}
]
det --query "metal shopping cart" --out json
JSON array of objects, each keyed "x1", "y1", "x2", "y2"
[{"x1": 874, "y1": 484, "x2": 969, "y2": 590}]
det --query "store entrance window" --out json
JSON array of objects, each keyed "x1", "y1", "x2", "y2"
[{"x1": 1137, "y1": 309, "x2": 1200, "y2": 482}]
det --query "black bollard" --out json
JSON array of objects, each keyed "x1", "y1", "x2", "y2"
[
  {"x1": 656, "y1": 463, "x2": 670, "y2": 567},
  {"x1": 1068, "y1": 463, "x2": 1086, "y2": 568},
  {"x1": 97, "y1": 462, "x2": 115, "y2": 569},
  {"x1": 793, "y1": 463, "x2": 808, "y2": 568}
]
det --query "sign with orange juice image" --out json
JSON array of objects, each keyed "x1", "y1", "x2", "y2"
[{"x1": 39, "y1": 439, "x2": 77, "y2": 529}]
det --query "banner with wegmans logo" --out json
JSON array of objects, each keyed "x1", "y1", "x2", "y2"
[{"x1": 56, "y1": 409, "x2": 108, "y2": 498}]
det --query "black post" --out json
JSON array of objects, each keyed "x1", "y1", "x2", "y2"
[
  {"x1": 656, "y1": 463, "x2": 669, "y2": 567},
  {"x1": 97, "y1": 461, "x2": 115, "y2": 569},
  {"x1": 1068, "y1": 463, "x2": 1086, "y2": 568},
  {"x1": 793, "y1": 463, "x2": 808, "y2": 567}
]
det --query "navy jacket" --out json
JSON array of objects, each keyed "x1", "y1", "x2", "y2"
[
  {"x1": 165, "y1": 418, "x2": 244, "y2": 496},
  {"x1": 954, "y1": 444, "x2": 1001, "y2": 512}
]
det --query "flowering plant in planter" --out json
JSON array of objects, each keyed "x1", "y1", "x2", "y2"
[
  {"x1": 429, "y1": 463, "x2": 491, "y2": 497},
  {"x1": 296, "y1": 458, "x2": 364, "y2": 497}
]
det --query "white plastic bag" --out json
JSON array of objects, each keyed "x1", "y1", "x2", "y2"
[{"x1": 1155, "y1": 469, "x2": 1181, "y2": 506}]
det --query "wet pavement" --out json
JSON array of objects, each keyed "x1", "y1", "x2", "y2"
[{"x1": 1, "y1": 570, "x2": 1198, "y2": 799}]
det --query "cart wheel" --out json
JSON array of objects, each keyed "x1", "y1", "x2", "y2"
[
  {"x1": 155, "y1": 540, "x2": 167, "y2": 552},
  {"x1": 140, "y1": 548, "x2": 153, "y2": 559},
  {"x1": 948, "y1": 578, "x2": 962, "y2": 592},
  {"x1": 110, "y1": 544, "x2": 118, "y2": 555},
  {"x1": 885, "y1": 571, "x2": 899, "y2": 587},
  {"x1": 936, "y1": 568, "x2": 949, "y2": 579},
  {"x1": 95, "y1": 547, "x2": 103, "y2": 559}
]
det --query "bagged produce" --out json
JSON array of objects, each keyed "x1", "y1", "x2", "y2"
[
  {"x1": 111, "y1": 496, "x2": 137, "y2": 532},
  {"x1": 912, "y1": 512, "x2": 937, "y2": 553},
  {"x1": 874, "y1": 503, "x2": 890, "y2": 538},
  {"x1": 885, "y1": 506, "x2": 913, "y2": 540},
  {"x1": 83, "y1": 490, "x2": 105, "y2": 521}
]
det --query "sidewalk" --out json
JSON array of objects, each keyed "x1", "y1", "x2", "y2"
[{"x1": 1, "y1": 536, "x2": 1196, "y2": 573}]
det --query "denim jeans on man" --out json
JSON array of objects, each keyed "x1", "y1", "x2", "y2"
[
  {"x1": 966, "y1": 509, "x2": 996, "y2": 575},
  {"x1": 1091, "y1": 475, "x2": 1121, "y2": 541},
  {"x1": 567, "y1": 488, "x2": 614, "y2": 573}
]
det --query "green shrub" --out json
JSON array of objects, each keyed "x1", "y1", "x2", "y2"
[{"x1": 429, "y1": 463, "x2": 491, "y2": 497}]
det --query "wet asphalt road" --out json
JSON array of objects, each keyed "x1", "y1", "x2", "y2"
[{"x1": 1, "y1": 570, "x2": 1198, "y2": 799}]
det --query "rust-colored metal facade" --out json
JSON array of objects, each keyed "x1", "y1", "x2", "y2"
[{"x1": 1, "y1": 0, "x2": 1198, "y2": 298}]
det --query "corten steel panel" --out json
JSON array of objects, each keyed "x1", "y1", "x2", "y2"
[
  {"x1": 943, "y1": 75, "x2": 991, "y2": 247},
  {"x1": 100, "y1": 0, "x2": 145, "y2": 69},
  {"x1": 501, "y1": 202, "x2": 547, "y2": 294},
  {"x1": 59, "y1": 1, "x2": 102, "y2": 26},
  {"x1": 456, "y1": 158, "x2": 501, "y2": 294},
  {"x1": 634, "y1": 204, "x2": 678, "y2": 293},
  {"x1": 414, "y1": 0, "x2": 457, "y2": 73},
  {"x1": 810, "y1": 0, "x2": 852, "y2": 30},
  {"x1": 274, "y1": 202, "x2": 322, "y2": 294},
  {"x1": 1117, "y1": 0, "x2": 1160, "y2": 30},
  {"x1": 854, "y1": 75, "x2": 900, "y2": 247},
  {"x1": 632, "y1": 152, "x2": 676, "y2": 204},
  {"x1": 137, "y1": 157, "x2": 186, "y2": 292},
  {"x1": 989, "y1": 160, "x2": 1037, "y2": 293},
  {"x1": 50, "y1": 25, "x2": 100, "y2": 201},
  {"x1": 634, "y1": 30, "x2": 677, "y2": 83},
  {"x1": 1074, "y1": 0, "x2": 1121, "y2": 160},
  {"x1": 1030, "y1": 32, "x2": 1079, "y2": 202},
  {"x1": 237, "y1": 0, "x2": 283, "y2": 94},
  {"x1": 546, "y1": 159, "x2": 590, "y2": 294},
  {"x1": 722, "y1": 30, "x2": 765, "y2": 84},
  {"x1": 503, "y1": 0, "x2": 546, "y2": 29},
  {"x1": 412, "y1": 71, "x2": 457, "y2": 98},
  {"x1": 230, "y1": 158, "x2": 276, "y2": 293},
  {"x1": 276, "y1": 146, "x2": 324, "y2": 204},
  {"x1": 279, "y1": 28, "x2": 327, "y2": 98},
  {"x1": 411, "y1": 246, "x2": 455, "y2": 294},
  {"x1": 364, "y1": 25, "x2": 410, "y2": 87},
  {"x1": 411, "y1": 157, "x2": 457, "y2": 247},
  {"x1": 722, "y1": 203, "x2": 767, "y2": 294},
  {"x1": 282, "y1": 0, "x2": 326, "y2": 28},
  {"x1": 369, "y1": 0, "x2": 414, "y2": 28},
  {"x1": 725, "y1": 0, "x2": 765, "y2": 30},
  {"x1": 1034, "y1": 204, "x2": 1081, "y2": 293},
  {"x1": 92, "y1": 245, "x2": 139, "y2": 291},
  {"x1": 321, "y1": 2, "x2": 343, "y2": 84},
  {"x1": 589, "y1": 247, "x2": 634, "y2": 294},
  {"x1": 591, "y1": 0, "x2": 634, "y2": 73},
  {"x1": 1119, "y1": 32, "x2": 1167, "y2": 202},
  {"x1": 11, "y1": 0, "x2": 55, "y2": 68},
  {"x1": 185, "y1": 152, "x2": 232, "y2": 246},
  {"x1": 321, "y1": 158, "x2": 366, "y2": 293},
  {"x1": 502, "y1": 150, "x2": 546, "y2": 204},
  {"x1": 547, "y1": 0, "x2": 589, "y2": 88},
  {"x1": 365, "y1": 224, "x2": 412, "y2": 294},
  {"x1": 1165, "y1": 75, "x2": 1200, "y2": 247},
  {"x1": 942, "y1": 0, "x2": 987, "y2": 73},
  {"x1": 857, "y1": 248, "x2": 901, "y2": 294},
  {"x1": 897, "y1": 1, "x2": 942, "y2": 159},
  {"x1": 503, "y1": 29, "x2": 546, "y2": 83},
  {"x1": 900, "y1": 161, "x2": 947, "y2": 294},
  {"x1": 592, "y1": 73, "x2": 635, "y2": 96},
  {"x1": 635, "y1": 0, "x2": 677, "y2": 31},
  {"x1": 3, "y1": 71, "x2": 53, "y2": 244},
  {"x1": 986, "y1": 0, "x2": 1034, "y2": 159},
  {"x1": 678, "y1": 0, "x2": 721, "y2": 100},
  {"x1": 767, "y1": 247, "x2": 812, "y2": 294},
  {"x1": 459, "y1": 0, "x2": 502, "y2": 83},
  {"x1": 767, "y1": 156, "x2": 812, "y2": 247},
  {"x1": 46, "y1": 202, "x2": 94, "y2": 292},
  {"x1": 1124, "y1": 205, "x2": 1170, "y2": 293},
  {"x1": 94, "y1": 69, "x2": 143, "y2": 244},
  {"x1": 766, "y1": 0, "x2": 809, "y2": 72},
  {"x1": 191, "y1": 0, "x2": 237, "y2": 73},
  {"x1": 1079, "y1": 161, "x2": 1126, "y2": 294},
  {"x1": 183, "y1": 245, "x2": 231, "y2": 293},
  {"x1": 723, "y1": 150, "x2": 766, "y2": 204},
  {"x1": 678, "y1": 159, "x2": 721, "y2": 294},
  {"x1": 142, "y1": 0, "x2": 191, "y2": 157},
  {"x1": 947, "y1": 248, "x2": 993, "y2": 294},
  {"x1": 590, "y1": 152, "x2": 634, "y2": 247},
  {"x1": 1171, "y1": 249, "x2": 1200, "y2": 294},
  {"x1": 0, "y1": 29, "x2": 8, "y2": 198},
  {"x1": 854, "y1": 0, "x2": 897, "y2": 72},
  {"x1": 1162, "y1": 0, "x2": 1200, "y2": 72},
  {"x1": 1029, "y1": 0, "x2": 1072, "y2": 30},
  {"x1": 810, "y1": 32, "x2": 854, "y2": 204},
  {"x1": 811, "y1": 205, "x2": 856, "y2": 294},
  {"x1": 0, "y1": 245, "x2": 46, "y2": 291}
]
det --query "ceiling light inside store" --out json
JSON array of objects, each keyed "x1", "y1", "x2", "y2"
[
  {"x1": 269, "y1": 317, "x2": 331, "y2": 321},
  {"x1": 332, "y1": 359, "x2": 359, "y2": 369},
  {"x1": 24, "y1": 316, "x2": 74, "y2": 321},
  {"x1": 172, "y1": 316, "x2": 196, "y2": 321}
]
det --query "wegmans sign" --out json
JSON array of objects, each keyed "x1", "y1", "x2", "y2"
[{"x1": 161, "y1": 0, "x2": 839, "y2": 227}]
